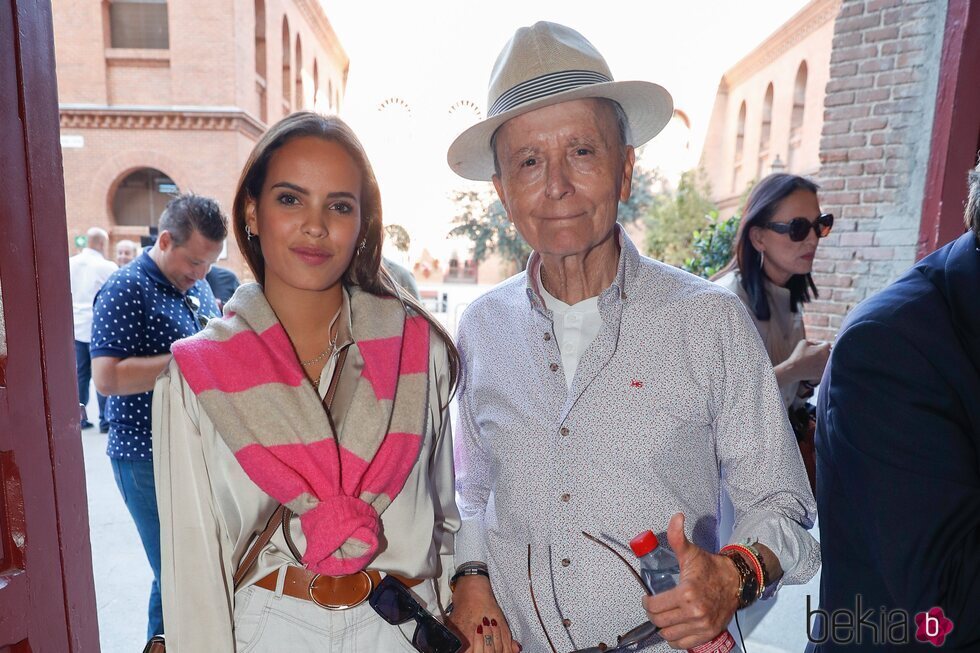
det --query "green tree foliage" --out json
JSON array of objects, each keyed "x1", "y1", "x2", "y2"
[
  {"x1": 448, "y1": 189, "x2": 531, "y2": 271},
  {"x1": 448, "y1": 166, "x2": 660, "y2": 272},
  {"x1": 643, "y1": 168, "x2": 717, "y2": 266},
  {"x1": 682, "y1": 214, "x2": 740, "y2": 279},
  {"x1": 384, "y1": 224, "x2": 411, "y2": 253}
]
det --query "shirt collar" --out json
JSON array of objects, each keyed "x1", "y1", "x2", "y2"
[
  {"x1": 136, "y1": 248, "x2": 182, "y2": 294},
  {"x1": 524, "y1": 223, "x2": 640, "y2": 313},
  {"x1": 336, "y1": 286, "x2": 355, "y2": 349}
]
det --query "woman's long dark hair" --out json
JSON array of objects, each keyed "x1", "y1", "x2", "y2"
[
  {"x1": 721, "y1": 173, "x2": 820, "y2": 321},
  {"x1": 233, "y1": 111, "x2": 460, "y2": 390}
]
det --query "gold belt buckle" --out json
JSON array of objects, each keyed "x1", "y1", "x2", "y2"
[{"x1": 308, "y1": 570, "x2": 374, "y2": 610}]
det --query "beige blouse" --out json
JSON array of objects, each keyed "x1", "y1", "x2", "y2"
[
  {"x1": 715, "y1": 270, "x2": 806, "y2": 408},
  {"x1": 152, "y1": 290, "x2": 459, "y2": 652}
]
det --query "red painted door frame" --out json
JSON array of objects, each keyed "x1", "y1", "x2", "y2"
[
  {"x1": 0, "y1": 1, "x2": 100, "y2": 651},
  {"x1": 918, "y1": 0, "x2": 980, "y2": 258}
]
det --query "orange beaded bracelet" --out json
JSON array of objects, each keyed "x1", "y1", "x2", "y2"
[{"x1": 720, "y1": 543, "x2": 765, "y2": 598}]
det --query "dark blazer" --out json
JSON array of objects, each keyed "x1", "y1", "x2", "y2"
[{"x1": 814, "y1": 231, "x2": 980, "y2": 650}]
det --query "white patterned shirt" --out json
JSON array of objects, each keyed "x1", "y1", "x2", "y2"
[{"x1": 454, "y1": 228, "x2": 819, "y2": 652}]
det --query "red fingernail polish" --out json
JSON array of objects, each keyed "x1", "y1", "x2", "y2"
[
  {"x1": 483, "y1": 616, "x2": 490, "y2": 626},
  {"x1": 477, "y1": 625, "x2": 484, "y2": 634},
  {"x1": 491, "y1": 618, "x2": 498, "y2": 627}
]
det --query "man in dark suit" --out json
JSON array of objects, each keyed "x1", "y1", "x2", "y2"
[{"x1": 813, "y1": 163, "x2": 980, "y2": 651}]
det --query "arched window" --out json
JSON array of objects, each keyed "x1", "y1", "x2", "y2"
[
  {"x1": 109, "y1": 0, "x2": 169, "y2": 49},
  {"x1": 281, "y1": 17, "x2": 291, "y2": 115},
  {"x1": 733, "y1": 101, "x2": 746, "y2": 193},
  {"x1": 758, "y1": 83, "x2": 774, "y2": 179},
  {"x1": 313, "y1": 59, "x2": 319, "y2": 111},
  {"x1": 112, "y1": 168, "x2": 178, "y2": 227},
  {"x1": 788, "y1": 62, "x2": 807, "y2": 172},
  {"x1": 254, "y1": 0, "x2": 267, "y2": 123},
  {"x1": 294, "y1": 35, "x2": 303, "y2": 110}
]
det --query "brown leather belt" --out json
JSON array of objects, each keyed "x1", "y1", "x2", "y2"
[{"x1": 253, "y1": 566, "x2": 424, "y2": 610}]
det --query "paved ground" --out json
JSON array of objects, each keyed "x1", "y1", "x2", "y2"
[
  {"x1": 82, "y1": 388, "x2": 819, "y2": 653},
  {"x1": 82, "y1": 391, "x2": 153, "y2": 653}
]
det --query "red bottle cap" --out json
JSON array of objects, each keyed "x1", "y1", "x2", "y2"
[{"x1": 629, "y1": 530, "x2": 659, "y2": 557}]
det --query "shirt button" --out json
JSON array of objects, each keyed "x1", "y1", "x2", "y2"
[
  {"x1": 561, "y1": 558, "x2": 571, "y2": 567},
  {"x1": 544, "y1": 333, "x2": 552, "y2": 341},
  {"x1": 562, "y1": 618, "x2": 572, "y2": 628},
  {"x1": 560, "y1": 427, "x2": 569, "y2": 437},
  {"x1": 549, "y1": 363, "x2": 559, "y2": 372},
  {"x1": 560, "y1": 493, "x2": 570, "y2": 502}
]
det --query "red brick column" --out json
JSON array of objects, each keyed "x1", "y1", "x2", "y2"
[{"x1": 808, "y1": 0, "x2": 945, "y2": 341}]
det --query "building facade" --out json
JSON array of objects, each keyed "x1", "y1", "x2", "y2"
[
  {"x1": 702, "y1": 0, "x2": 979, "y2": 341},
  {"x1": 701, "y1": 0, "x2": 840, "y2": 217},
  {"x1": 54, "y1": 0, "x2": 348, "y2": 277}
]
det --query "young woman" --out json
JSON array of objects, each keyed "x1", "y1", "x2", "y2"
[
  {"x1": 714, "y1": 173, "x2": 833, "y2": 488},
  {"x1": 152, "y1": 112, "x2": 465, "y2": 651}
]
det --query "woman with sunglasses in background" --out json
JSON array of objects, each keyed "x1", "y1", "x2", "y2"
[
  {"x1": 152, "y1": 112, "x2": 463, "y2": 652},
  {"x1": 714, "y1": 173, "x2": 833, "y2": 491}
]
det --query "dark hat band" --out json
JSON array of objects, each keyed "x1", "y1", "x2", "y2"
[{"x1": 487, "y1": 70, "x2": 612, "y2": 118}]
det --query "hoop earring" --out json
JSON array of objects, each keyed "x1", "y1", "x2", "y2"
[
  {"x1": 759, "y1": 251, "x2": 765, "y2": 269},
  {"x1": 245, "y1": 225, "x2": 256, "y2": 242}
]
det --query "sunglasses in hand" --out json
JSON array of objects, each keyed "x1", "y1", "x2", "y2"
[
  {"x1": 528, "y1": 534, "x2": 661, "y2": 653},
  {"x1": 370, "y1": 575, "x2": 462, "y2": 653},
  {"x1": 763, "y1": 213, "x2": 834, "y2": 242}
]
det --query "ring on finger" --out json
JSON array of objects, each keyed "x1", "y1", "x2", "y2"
[{"x1": 484, "y1": 634, "x2": 494, "y2": 647}]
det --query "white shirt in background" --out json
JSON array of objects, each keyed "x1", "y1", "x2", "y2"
[{"x1": 68, "y1": 248, "x2": 117, "y2": 342}]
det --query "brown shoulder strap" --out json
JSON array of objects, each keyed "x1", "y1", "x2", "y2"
[
  {"x1": 232, "y1": 504, "x2": 284, "y2": 590},
  {"x1": 232, "y1": 346, "x2": 350, "y2": 590}
]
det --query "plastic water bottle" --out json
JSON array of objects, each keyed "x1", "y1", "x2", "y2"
[{"x1": 630, "y1": 530, "x2": 737, "y2": 653}]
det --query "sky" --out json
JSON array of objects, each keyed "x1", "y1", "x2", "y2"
[{"x1": 320, "y1": 0, "x2": 811, "y2": 262}]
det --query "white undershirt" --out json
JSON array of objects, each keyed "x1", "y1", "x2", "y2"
[{"x1": 538, "y1": 265, "x2": 603, "y2": 389}]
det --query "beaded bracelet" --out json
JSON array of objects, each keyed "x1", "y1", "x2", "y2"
[
  {"x1": 720, "y1": 543, "x2": 765, "y2": 597},
  {"x1": 741, "y1": 541, "x2": 771, "y2": 588}
]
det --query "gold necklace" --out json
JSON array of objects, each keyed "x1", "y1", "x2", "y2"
[{"x1": 300, "y1": 331, "x2": 338, "y2": 368}]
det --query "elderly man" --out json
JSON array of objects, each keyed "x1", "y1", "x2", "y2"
[
  {"x1": 447, "y1": 22, "x2": 819, "y2": 653},
  {"x1": 812, "y1": 163, "x2": 980, "y2": 650},
  {"x1": 69, "y1": 227, "x2": 118, "y2": 431},
  {"x1": 91, "y1": 194, "x2": 225, "y2": 639},
  {"x1": 115, "y1": 238, "x2": 139, "y2": 266}
]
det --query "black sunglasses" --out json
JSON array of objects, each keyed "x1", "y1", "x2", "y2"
[
  {"x1": 763, "y1": 213, "x2": 834, "y2": 242},
  {"x1": 369, "y1": 575, "x2": 462, "y2": 653},
  {"x1": 183, "y1": 294, "x2": 210, "y2": 331}
]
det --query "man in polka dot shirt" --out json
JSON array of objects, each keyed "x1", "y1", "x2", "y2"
[{"x1": 91, "y1": 194, "x2": 226, "y2": 639}]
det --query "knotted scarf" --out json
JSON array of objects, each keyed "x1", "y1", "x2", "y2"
[{"x1": 170, "y1": 283, "x2": 431, "y2": 575}]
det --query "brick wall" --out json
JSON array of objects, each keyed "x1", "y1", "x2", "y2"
[
  {"x1": 807, "y1": 0, "x2": 947, "y2": 341},
  {"x1": 54, "y1": 0, "x2": 349, "y2": 281}
]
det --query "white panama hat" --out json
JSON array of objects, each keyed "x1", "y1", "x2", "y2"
[{"x1": 447, "y1": 21, "x2": 674, "y2": 181}]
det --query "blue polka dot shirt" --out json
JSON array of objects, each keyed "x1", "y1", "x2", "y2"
[{"x1": 90, "y1": 249, "x2": 219, "y2": 461}]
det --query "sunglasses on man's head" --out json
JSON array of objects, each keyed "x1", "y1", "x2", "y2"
[
  {"x1": 369, "y1": 575, "x2": 461, "y2": 653},
  {"x1": 763, "y1": 213, "x2": 834, "y2": 242}
]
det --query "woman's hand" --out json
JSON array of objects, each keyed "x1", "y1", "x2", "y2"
[
  {"x1": 777, "y1": 339, "x2": 831, "y2": 386},
  {"x1": 448, "y1": 576, "x2": 521, "y2": 653}
]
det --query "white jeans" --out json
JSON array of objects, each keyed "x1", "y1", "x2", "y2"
[{"x1": 234, "y1": 570, "x2": 438, "y2": 653}]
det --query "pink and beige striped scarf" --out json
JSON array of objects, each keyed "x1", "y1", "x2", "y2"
[{"x1": 170, "y1": 283, "x2": 430, "y2": 575}]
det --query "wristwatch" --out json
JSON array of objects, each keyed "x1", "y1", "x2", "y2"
[{"x1": 721, "y1": 550, "x2": 760, "y2": 610}]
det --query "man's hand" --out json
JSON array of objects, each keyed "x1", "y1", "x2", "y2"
[
  {"x1": 642, "y1": 513, "x2": 739, "y2": 650},
  {"x1": 448, "y1": 575, "x2": 521, "y2": 653}
]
